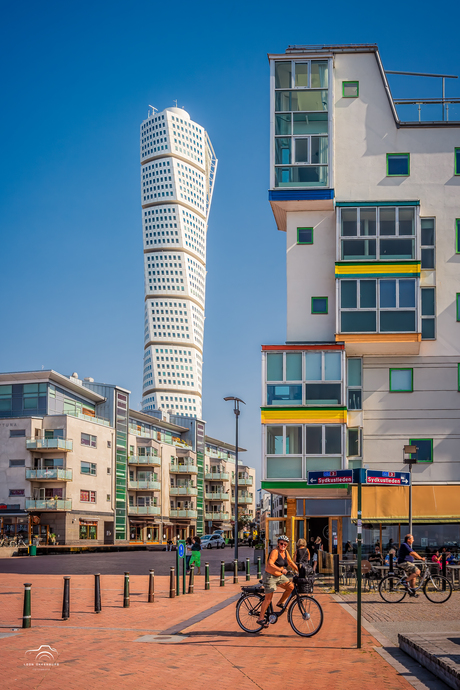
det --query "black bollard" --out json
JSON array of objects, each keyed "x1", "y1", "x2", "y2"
[
  {"x1": 220, "y1": 560, "x2": 225, "y2": 587},
  {"x1": 188, "y1": 565, "x2": 194, "y2": 594},
  {"x1": 257, "y1": 557, "x2": 262, "y2": 579},
  {"x1": 389, "y1": 552, "x2": 394, "y2": 573},
  {"x1": 62, "y1": 576, "x2": 70, "y2": 620},
  {"x1": 22, "y1": 583, "x2": 32, "y2": 629},
  {"x1": 148, "y1": 569, "x2": 154, "y2": 603},
  {"x1": 95, "y1": 573, "x2": 101, "y2": 613},
  {"x1": 123, "y1": 572, "x2": 130, "y2": 608},
  {"x1": 333, "y1": 554, "x2": 340, "y2": 593},
  {"x1": 205, "y1": 562, "x2": 210, "y2": 590},
  {"x1": 233, "y1": 559, "x2": 239, "y2": 584},
  {"x1": 169, "y1": 567, "x2": 175, "y2": 598}
]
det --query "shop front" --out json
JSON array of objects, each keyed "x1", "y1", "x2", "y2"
[{"x1": 129, "y1": 519, "x2": 160, "y2": 543}]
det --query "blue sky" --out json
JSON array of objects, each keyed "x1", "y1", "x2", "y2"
[{"x1": 1, "y1": 0, "x2": 459, "y2": 482}]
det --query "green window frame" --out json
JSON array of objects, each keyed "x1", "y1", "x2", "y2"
[
  {"x1": 456, "y1": 219, "x2": 460, "y2": 254},
  {"x1": 389, "y1": 368, "x2": 413, "y2": 392},
  {"x1": 386, "y1": 153, "x2": 410, "y2": 177},
  {"x1": 457, "y1": 294, "x2": 460, "y2": 322},
  {"x1": 342, "y1": 81, "x2": 359, "y2": 98},
  {"x1": 409, "y1": 438, "x2": 433, "y2": 464},
  {"x1": 455, "y1": 148, "x2": 460, "y2": 176},
  {"x1": 297, "y1": 227, "x2": 313, "y2": 244},
  {"x1": 311, "y1": 296, "x2": 328, "y2": 314}
]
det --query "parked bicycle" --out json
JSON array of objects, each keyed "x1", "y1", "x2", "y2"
[
  {"x1": 236, "y1": 573, "x2": 323, "y2": 637},
  {"x1": 379, "y1": 561, "x2": 452, "y2": 603},
  {"x1": 0, "y1": 536, "x2": 16, "y2": 547}
]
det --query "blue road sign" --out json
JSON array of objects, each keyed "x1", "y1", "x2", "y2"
[
  {"x1": 178, "y1": 543, "x2": 185, "y2": 558},
  {"x1": 308, "y1": 469, "x2": 353, "y2": 485},
  {"x1": 366, "y1": 470, "x2": 410, "y2": 485}
]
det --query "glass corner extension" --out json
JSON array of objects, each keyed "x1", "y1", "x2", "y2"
[
  {"x1": 387, "y1": 153, "x2": 410, "y2": 177},
  {"x1": 275, "y1": 166, "x2": 328, "y2": 188}
]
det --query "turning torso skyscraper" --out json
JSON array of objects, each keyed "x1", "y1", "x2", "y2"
[{"x1": 139, "y1": 106, "x2": 217, "y2": 419}]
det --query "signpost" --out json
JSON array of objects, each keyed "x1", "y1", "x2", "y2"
[
  {"x1": 176, "y1": 540, "x2": 186, "y2": 596},
  {"x1": 307, "y1": 467, "x2": 411, "y2": 649}
]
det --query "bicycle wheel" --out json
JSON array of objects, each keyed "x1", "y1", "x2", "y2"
[
  {"x1": 378, "y1": 575, "x2": 408, "y2": 603},
  {"x1": 235, "y1": 594, "x2": 264, "y2": 633},
  {"x1": 288, "y1": 595, "x2": 323, "y2": 637},
  {"x1": 9, "y1": 541, "x2": 17, "y2": 547},
  {"x1": 424, "y1": 575, "x2": 452, "y2": 603}
]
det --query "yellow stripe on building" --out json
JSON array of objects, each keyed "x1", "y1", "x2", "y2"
[
  {"x1": 335, "y1": 263, "x2": 420, "y2": 276},
  {"x1": 261, "y1": 408, "x2": 347, "y2": 424}
]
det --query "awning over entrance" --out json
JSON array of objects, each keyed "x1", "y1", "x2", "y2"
[{"x1": 351, "y1": 485, "x2": 460, "y2": 523}]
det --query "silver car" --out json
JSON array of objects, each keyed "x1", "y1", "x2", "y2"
[{"x1": 200, "y1": 534, "x2": 226, "y2": 549}]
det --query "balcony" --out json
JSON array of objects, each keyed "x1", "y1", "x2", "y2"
[
  {"x1": 128, "y1": 505, "x2": 161, "y2": 516},
  {"x1": 26, "y1": 469, "x2": 73, "y2": 481},
  {"x1": 26, "y1": 499, "x2": 72, "y2": 511},
  {"x1": 68, "y1": 410, "x2": 110, "y2": 427},
  {"x1": 170, "y1": 486, "x2": 198, "y2": 496},
  {"x1": 26, "y1": 438, "x2": 73, "y2": 452},
  {"x1": 232, "y1": 495, "x2": 253, "y2": 504},
  {"x1": 128, "y1": 480, "x2": 161, "y2": 491},
  {"x1": 170, "y1": 509, "x2": 197, "y2": 519},
  {"x1": 232, "y1": 477, "x2": 253, "y2": 486},
  {"x1": 205, "y1": 471, "x2": 229, "y2": 481},
  {"x1": 205, "y1": 512, "x2": 229, "y2": 521},
  {"x1": 170, "y1": 463, "x2": 198, "y2": 474},
  {"x1": 128, "y1": 455, "x2": 160, "y2": 466},
  {"x1": 205, "y1": 491, "x2": 230, "y2": 501}
]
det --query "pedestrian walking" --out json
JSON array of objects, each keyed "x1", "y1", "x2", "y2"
[
  {"x1": 185, "y1": 536, "x2": 193, "y2": 572},
  {"x1": 312, "y1": 536, "x2": 322, "y2": 573},
  {"x1": 248, "y1": 534, "x2": 253, "y2": 548},
  {"x1": 167, "y1": 538, "x2": 173, "y2": 552},
  {"x1": 189, "y1": 536, "x2": 202, "y2": 575}
]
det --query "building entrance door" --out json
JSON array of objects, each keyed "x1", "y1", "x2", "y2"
[{"x1": 308, "y1": 517, "x2": 329, "y2": 552}]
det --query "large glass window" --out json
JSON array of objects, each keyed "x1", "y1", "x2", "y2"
[
  {"x1": 347, "y1": 358, "x2": 362, "y2": 410},
  {"x1": 421, "y1": 218, "x2": 435, "y2": 268},
  {"x1": 421, "y1": 287, "x2": 436, "y2": 340},
  {"x1": 265, "y1": 350, "x2": 343, "y2": 406},
  {"x1": 340, "y1": 279, "x2": 417, "y2": 333},
  {"x1": 340, "y1": 207, "x2": 416, "y2": 261},
  {"x1": 267, "y1": 425, "x2": 302, "y2": 455},
  {"x1": 305, "y1": 425, "x2": 342, "y2": 455}
]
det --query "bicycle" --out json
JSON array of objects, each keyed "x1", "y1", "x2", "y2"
[
  {"x1": 379, "y1": 561, "x2": 452, "y2": 604},
  {"x1": 235, "y1": 575, "x2": 323, "y2": 637}
]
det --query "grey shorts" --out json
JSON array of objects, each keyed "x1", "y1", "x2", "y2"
[
  {"x1": 262, "y1": 573, "x2": 290, "y2": 593},
  {"x1": 398, "y1": 561, "x2": 418, "y2": 575}
]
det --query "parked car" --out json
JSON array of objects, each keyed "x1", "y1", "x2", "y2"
[{"x1": 200, "y1": 534, "x2": 226, "y2": 549}]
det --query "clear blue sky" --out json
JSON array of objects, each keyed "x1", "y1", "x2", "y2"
[{"x1": 1, "y1": 0, "x2": 459, "y2": 483}]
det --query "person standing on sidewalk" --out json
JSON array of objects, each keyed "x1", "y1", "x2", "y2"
[
  {"x1": 189, "y1": 535, "x2": 202, "y2": 575},
  {"x1": 185, "y1": 536, "x2": 193, "y2": 573},
  {"x1": 312, "y1": 537, "x2": 322, "y2": 573}
]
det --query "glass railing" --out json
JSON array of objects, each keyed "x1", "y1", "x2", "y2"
[
  {"x1": 170, "y1": 509, "x2": 197, "y2": 518},
  {"x1": 128, "y1": 505, "x2": 161, "y2": 515},
  {"x1": 26, "y1": 499, "x2": 72, "y2": 510},
  {"x1": 170, "y1": 463, "x2": 198, "y2": 474},
  {"x1": 26, "y1": 439, "x2": 73, "y2": 451},
  {"x1": 128, "y1": 480, "x2": 161, "y2": 490},
  {"x1": 232, "y1": 477, "x2": 253, "y2": 485},
  {"x1": 205, "y1": 492, "x2": 230, "y2": 500},
  {"x1": 205, "y1": 512, "x2": 229, "y2": 520},
  {"x1": 231, "y1": 495, "x2": 253, "y2": 504},
  {"x1": 68, "y1": 411, "x2": 111, "y2": 427},
  {"x1": 128, "y1": 455, "x2": 160, "y2": 465},
  {"x1": 205, "y1": 471, "x2": 229, "y2": 480},
  {"x1": 170, "y1": 486, "x2": 198, "y2": 496},
  {"x1": 26, "y1": 469, "x2": 72, "y2": 481}
]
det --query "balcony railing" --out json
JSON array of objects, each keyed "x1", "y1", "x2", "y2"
[
  {"x1": 231, "y1": 495, "x2": 253, "y2": 504},
  {"x1": 205, "y1": 512, "x2": 229, "y2": 521},
  {"x1": 205, "y1": 471, "x2": 229, "y2": 480},
  {"x1": 26, "y1": 469, "x2": 73, "y2": 481},
  {"x1": 128, "y1": 480, "x2": 161, "y2": 491},
  {"x1": 26, "y1": 439, "x2": 73, "y2": 452},
  {"x1": 128, "y1": 505, "x2": 161, "y2": 515},
  {"x1": 128, "y1": 455, "x2": 160, "y2": 466},
  {"x1": 170, "y1": 509, "x2": 197, "y2": 518},
  {"x1": 205, "y1": 492, "x2": 230, "y2": 500},
  {"x1": 232, "y1": 477, "x2": 253, "y2": 486},
  {"x1": 170, "y1": 463, "x2": 198, "y2": 474},
  {"x1": 170, "y1": 486, "x2": 198, "y2": 496},
  {"x1": 68, "y1": 410, "x2": 111, "y2": 427},
  {"x1": 26, "y1": 499, "x2": 72, "y2": 510}
]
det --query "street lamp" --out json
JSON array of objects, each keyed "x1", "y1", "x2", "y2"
[
  {"x1": 224, "y1": 396, "x2": 245, "y2": 562},
  {"x1": 403, "y1": 444, "x2": 418, "y2": 534}
]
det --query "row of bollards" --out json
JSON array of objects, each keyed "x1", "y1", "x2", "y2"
[{"x1": 22, "y1": 557, "x2": 263, "y2": 628}]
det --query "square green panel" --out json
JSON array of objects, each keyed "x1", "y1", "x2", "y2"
[
  {"x1": 389, "y1": 368, "x2": 413, "y2": 392},
  {"x1": 297, "y1": 227, "x2": 313, "y2": 244},
  {"x1": 409, "y1": 438, "x2": 433, "y2": 463},
  {"x1": 387, "y1": 153, "x2": 410, "y2": 177},
  {"x1": 456, "y1": 220, "x2": 460, "y2": 254},
  {"x1": 311, "y1": 296, "x2": 328, "y2": 314},
  {"x1": 455, "y1": 148, "x2": 460, "y2": 176},
  {"x1": 457, "y1": 294, "x2": 460, "y2": 321},
  {"x1": 342, "y1": 81, "x2": 359, "y2": 98}
]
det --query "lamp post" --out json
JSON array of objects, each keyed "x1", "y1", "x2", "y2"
[
  {"x1": 224, "y1": 396, "x2": 245, "y2": 562},
  {"x1": 403, "y1": 444, "x2": 418, "y2": 534}
]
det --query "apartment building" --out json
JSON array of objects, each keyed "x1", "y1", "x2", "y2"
[{"x1": 262, "y1": 43, "x2": 460, "y2": 556}]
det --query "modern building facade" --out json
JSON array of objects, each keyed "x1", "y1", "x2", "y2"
[
  {"x1": 262, "y1": 43, "x2": 460, "y2": 556},
  {"x1": 139, "y1": 106, "x2": 217, "y2": 420},
  {"x1": 0, "y1": 369, "x2": 255, "y2": 545}
]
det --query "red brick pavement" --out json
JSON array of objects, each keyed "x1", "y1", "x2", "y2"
[{"x1": 0, "y1": 574, "x2": 414, "y2": 690}]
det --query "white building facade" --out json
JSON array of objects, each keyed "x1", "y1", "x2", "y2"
[
  {"x1": 140, "y1": 106, "x2": 217, "y2": 420},
  {"x1": 262, "y1": 43, "x2": 460, "y2": 556}
]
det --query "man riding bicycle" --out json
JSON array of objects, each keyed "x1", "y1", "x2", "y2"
[
  {"x1": 397, "y1": 533, "x2": 425, "y2": 597},
  {"x1": 257, "y1": 535, "x2": 298, "y2": 627}
]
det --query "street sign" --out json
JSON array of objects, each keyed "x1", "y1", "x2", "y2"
[
  {"x1": 308, "y1": 470, "x2": 353, "y2": 485},
  {"x1": 178, "y1": 542, "x2": 185, "y2": 558},
  {"x1": 366, "y1": 470, "x2": 410, "y2": 485}
]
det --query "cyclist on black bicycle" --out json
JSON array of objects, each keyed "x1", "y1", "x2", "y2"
[
  {"x1": 397, "y1": 534, "x2": 425, "y2": 597},
  {"x1": 257, "y1": 535, "x2": 298, "y2": 627}
]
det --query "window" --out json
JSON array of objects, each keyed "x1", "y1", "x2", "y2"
[
  {"x1": 340, "y1": 278, "x2": 416, "y2": 333},
  {"x1": 456, "y1": 220, "x2": 460, "y2": 254},
  {"x1": 9, "y1": 489, "x2": 25, "y2": 496},
  {"x1": 421, "y1": 287, "x2": 436, "y2": 339},
  {"x1": 389, "y1": 368, "x2": 413, "y2": 392},
  {"x1": 79, "y1": 520, "x2": 97, "y2": 539},
  {"x1": 266, "y1": 426, "x2": 302, "y2": 454},
  {"x1": 340, "y1": 206, "x2": 415, "y2": 261},
  {"x1": 297, "y1": 227, "x2": 313, "y2": 244},
  {"x1": 9, "y1": 459, "x2": 25, "y2": 467},
  {"x1": 81, "y1": 433, "x2": 97, "y2": 448},
  {"x1": 421, "y1": 218, "x2": 435, "y2": 268},
  {"x1": 305, "y1": 351, "x2": 342, "y2": 405},
  {"x1": 306, "y1": 425, "x2": 342, "y2": 455},
  {"x1": 311, "y1": 297, "x2": 328, "y2": 314},
  {"x1": 455, "y1": 148, "x2": 460, "y2": 176},
  {"x1": 387, "y1": 153, "x2": 410, "y2": 177},
  {"x1": 81, "y1": 461, "x2": 96, "y2": 475},
  {"x1": 9, "y1": 429, "x2": 26, "y2": 437},
  {"x1": 342, "y1": 81, "x2": 359, "y2": 98},
  {"x1": 409, "y1": 438, "x2": 433, "y2": 464},
  {"x1": 347, "y1": 428, "x2": 361, "y2": 456},
  {"x1": 347, "y1": 358, "x2": 362, "y2": 409},
  {"x1": 80, "y1": 490, "x2": 96, "y2": 503},
  {"x1": 457, "y1": 294, "x2": 460, "y2": 322}
]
